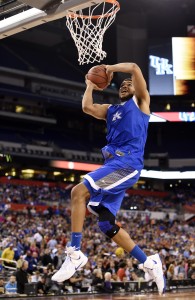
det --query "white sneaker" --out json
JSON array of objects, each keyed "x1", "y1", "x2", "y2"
[
  {"x1": 51, "y1": 246, "x2": 88, "y2": 283},
  {"x1": 138, "y1": 263, "x2": 153, "y2": 282},
  {"x1": 139, "y1": 253, "x2": 166, "y2": 295}
]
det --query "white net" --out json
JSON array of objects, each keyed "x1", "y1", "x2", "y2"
[{"x1": 66, "y1": 1, "x2": 120, "y2": 65}]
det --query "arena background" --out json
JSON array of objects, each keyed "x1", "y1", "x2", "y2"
[{"x1": 0, "y1": 0, "x2": 194, "y2": 299}]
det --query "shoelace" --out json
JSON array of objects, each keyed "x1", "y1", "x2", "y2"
[
  {"x1": 60, "y1": 246, "x2": 76, "y2": 269},
  {"x1": 61, "y1": 255, "x2": 71, "y2": 269},
  {"x1": 65, "y1": 246, "x2": 76, "y2": 256}
]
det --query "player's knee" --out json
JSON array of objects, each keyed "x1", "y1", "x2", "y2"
[
  {"x1": 98, "y1": 220, "x2": 120, "y2": 238},
  {"x1": 71, "y1": 183, "x2": 90, "y2": 204}
]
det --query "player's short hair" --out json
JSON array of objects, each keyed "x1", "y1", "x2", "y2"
[
  {"x1": 123, "y1": 77, "x2": 132, "y2": 82},
  {"x1": 120, "y1": 77, "x2": 132, "y2": 89},
  {"x1": 120, "y1": 77, "x2": 132, "y2": 87}
]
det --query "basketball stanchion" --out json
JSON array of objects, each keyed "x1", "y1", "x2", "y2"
[{"x1": 66, "y1": 0, "x2": 120, "y2": 65}]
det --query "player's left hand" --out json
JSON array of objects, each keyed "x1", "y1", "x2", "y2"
[{"x1": 85, "y1": 75, "x2": 103, "y2": 91}]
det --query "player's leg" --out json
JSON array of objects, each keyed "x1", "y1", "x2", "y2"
[
  {"x1": 96, "y1": 205, "x2": 166, "y2": 295},
  {"x1": 71, "y1": 182, "x2": 90, "y2": 232},
  {"x1": 52, "y1": 163, "x2": 118, "y2": 283},
  {"x1": 112, "y1": 227, "x2": 166, "y2": 295},
  {"x1": 52, "y1": 182, "x2": 90, "y2": 282}
]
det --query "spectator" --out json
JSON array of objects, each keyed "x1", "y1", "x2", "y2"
[
  {"x1": 41, "y1": 248, "x2": 53, "y2": 267},
  {"x1": 167, "y1": 261, "x2": 175, "y2": 279},
  {"x1": 30, "y1": 242, "x2": 39, "y2": 255},
  {"x1": 103, "y1": 272, "x2": 113, "y2": 293},
  {"x1": 33, "y1": 230, "x2": 43, "y2": 246},
  {"x1": 190, "y1": 272, "x2": 195, "y2": 280},
  {"x1": 5, "y1": 275, "x2": 17, "y2": 294},
  {"x1": 117, "y1": 262, "x2": 127, "y2": 282},
  {"x1": 24, "y1": 250, "x2": 38, "y2": 274},
  {"x1": 17, "y1": 255, "x2": 25, "y2": 269},
  {"x1": 131, "y1": 271, "x2": 145, "y2": 283},
  {"x1": 107, "y1": 260, "x2": 116, "y2": 275},
  {"x1": 16, "y1": 239, "x2": 24, "y2": 257},
  {"x1": 37, "y1": 275, "x2": 47, "y2": 295},
  {"x1": 1, "y1": 243, "x2": 14, "y2": 267},
  {"x1": 31, "y1": 251, "x2": 39, "y2": 272},
  {"x1": 68, "y1": 272, "x2": 83, "y2": 292},
  {"x1": 178, "y1": 273, "x2": 185, "y2": 280},
  {"x1": 178, "y1": 261, "x2": 186, "y2": 279},
  {"x1": 0, "y1": 278, "x2": 5, "y2": 294},
  {"x1": 42, "y1": 266, "x2": 60, "y2": 295},
  {"x1": 53, "y1": 247, "x2": 65, "y2": 270},
  {"x1": 188, "y1": 262, "x2": 195, "y2": 279},
  {"x1": 83, "y1": 262, "x2": 92, "y2": 286},
  {"x1": 47, "y1": 237, "x2": 58, "y2": 250},
  {"x1": 92, "y1": 268, "x2": 103, "y2": 287},
  {"x1": 48, "y1": 207, "x2": 53, "y2": 218},
  {"x1": 31, "y1": 270, "x2": 40, "y2": 283},
  {"x1": 15, "y1": 260, "x2": 29, "y2": 294},
  {"x1": 47, "y1": 263, "x2": 55, "y2": 276}
]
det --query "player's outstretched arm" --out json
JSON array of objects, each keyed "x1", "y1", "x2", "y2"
[{"x1": 82, "y1": 79, "x2": 109, "y2": 120}]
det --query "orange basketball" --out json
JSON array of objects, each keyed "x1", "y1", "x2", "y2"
[{"x1": 87, "y1": 65, "x2": 109, "y2": 89}]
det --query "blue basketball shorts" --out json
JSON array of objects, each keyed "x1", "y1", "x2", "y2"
[{"x1": 83, "y1": 157, "x2": 140, "y2": 216}]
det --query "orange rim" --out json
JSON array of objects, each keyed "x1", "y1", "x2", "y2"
[{"x1": 67, "y1": 0, "x2": 120, "y2": 19}]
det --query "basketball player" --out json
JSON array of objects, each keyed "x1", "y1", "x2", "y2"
[{"x1": 52, "y1": 63, "x2": 166, "y2": 295}]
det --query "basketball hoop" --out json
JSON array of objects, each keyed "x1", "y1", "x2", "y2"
[{"x1": 66, "y1": 0, "x2": 120, "y2": 65}]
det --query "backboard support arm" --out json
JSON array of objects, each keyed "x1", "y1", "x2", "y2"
[
  {"x1": 0, "y1": 0, "x2": 104, "y2": 39},
  {"x1": 21, "y1": 0, "x2": 62, "y2": 12}
]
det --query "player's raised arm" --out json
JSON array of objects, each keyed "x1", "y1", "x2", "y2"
[{"x1": 82, "y1": 79, "x2": 110, "y2": 120}]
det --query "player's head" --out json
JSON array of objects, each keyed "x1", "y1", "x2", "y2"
[{"x1": 119, "y1": 77, "x2": 135, "y2": 102}]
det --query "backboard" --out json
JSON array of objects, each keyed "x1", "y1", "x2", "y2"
[{"x1": 0, "y1": 0, "x2": 105, "y2": 39}]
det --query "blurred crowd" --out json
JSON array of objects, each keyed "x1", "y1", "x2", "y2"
[
  {"x1": 0, "y1": 183, "x2": 194, "y2": 295},
  {"x1": 0, "y1": 183, "x2": 195, "y2": 212}
]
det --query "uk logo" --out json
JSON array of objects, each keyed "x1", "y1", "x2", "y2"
[
  {"x1": 179, "y1": 112, "x2": 195, "y2": 122},
  {"x1": 112, "y1": 111, "x2": 122, "y2": 121},
  {"x1": 149, "y1": 55, "x2": 173, "y2": 75}
]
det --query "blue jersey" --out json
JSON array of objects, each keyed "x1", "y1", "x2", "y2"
[
  {"x1": 101, "y1": 98, "x2": 150, "y2": 170},
  {"x1": 83, "y1": 97, "x2": 150, "y2": 216}
]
